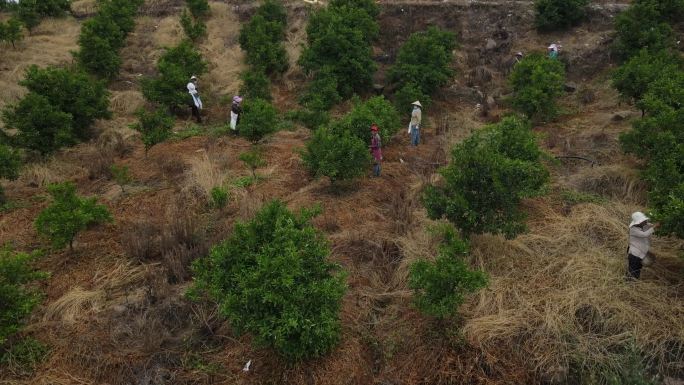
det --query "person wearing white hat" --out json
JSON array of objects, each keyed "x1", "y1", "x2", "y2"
[
  {"x1": 187, "y1": 75, "x2": 202, "y2": 123},
  {"x1": 408, "y1": 101, "x2": 422, "y2": 146},
  {"x1": 627, "y1": 211, "x2": 658, "y2": 279},
  {"x1": 547, "y1": 43, "x2": 561, "y2": 59}
]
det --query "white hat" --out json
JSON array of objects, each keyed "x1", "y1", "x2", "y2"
[
  {"x1": 190, "y1": 75, "x2": 198, "y2": 80},
  {"x1": 411, "y1": 101, "x2": 422, "y2": 107},
  {"x1": 629, "y1": 211, "x2": 649, "y2": 227}
]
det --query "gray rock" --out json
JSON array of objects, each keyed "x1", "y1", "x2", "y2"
[
  {"x1": 485, "y1": 38, "x2": 497, "y2": 50},
  {"x1": 564, "y1": 82, "x2": 578, "y2": 92}
]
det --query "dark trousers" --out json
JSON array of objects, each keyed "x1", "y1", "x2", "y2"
[
  {"x1": 373, "y1": 162, "x2": 381, "y2": 177},
  {"x1": 191, "y1": 104, "x2": 202, "y2": 123},
  {"x1": 627, "y1": 254, "x2": 642, "y2": 279}
]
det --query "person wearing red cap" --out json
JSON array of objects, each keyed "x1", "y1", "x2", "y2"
[{"x1": 370, "y1": 124, "x2": 382, "y2": 177}]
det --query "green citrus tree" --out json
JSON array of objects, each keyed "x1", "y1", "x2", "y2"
[{"x1": 301, "y1": 127, "x2": 371, "y2": 184}]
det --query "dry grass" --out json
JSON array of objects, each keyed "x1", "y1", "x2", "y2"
[
  {"x1": 18, "y1": 157, "x2": 85, "y2": 187},
  {"x1": 463, "y1": 200, "x2": 684, "y2": 381},
  {"x1": 0, "y1": 18, "x2": 80, "y2": 116},
  {"x1": 565, "y1": 164, "x2": 648, "y2": 204},
  {"x1": 109, "y1": 90, "x2": 146, "y2": 116},
  {"x1": 184, "y1": 152, "x2": 229, "y2": 203}
]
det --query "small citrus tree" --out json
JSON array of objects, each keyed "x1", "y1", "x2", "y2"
[
  {"x1": 509, "y1": 52, "x2": 565, "y2": 120},
  {"x1": 35, "y1": 182, "x2": 113, "y2": 251},
  {"x1": 0, "y1": 248, "x2": 46, "y2": 350},
  {"x1": 0, "y1": 18, "x2": 24, "y2": 48},
  {"x1": 409, "y1": 225, "x2": 487, "y2": 319},
  {"x1": 190, "y1": 200, "x2": 346, "y2": 361},
  {"x1": 534, "y1": 0, "x2": 589, "y2": 31},
  {"x1": 612, "y1": 49, "x2": 682, "y2": 107},
  {"x1": 331, "y1": 96, "x2": 400, "y2": 144},
  {"x1": 301, "y1": 127, "x2": 370, "y2": 184},
  {"x1": 423, "y1": 117, "x2": 549, "y2": 238},
  {"x1": 132, "y1": 107, "x2": 174, "y2": 155},
  {"x1": 0, "y1": 144, "x2": 21, "y2": 204},
  {"x1": 239, "y1": 149, "x2": 266, "y2": 178},
  {"x1": 613, "y1": 0, "x2": 683, "y2": 60},
  {"x1": 238, "y1": 98, "x2": 280, "y2": 143}
]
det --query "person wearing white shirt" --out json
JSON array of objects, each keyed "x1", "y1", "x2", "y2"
[
  {"x1": 187, "y1": 75, "x2": 202, "y2": 123},
  {"x1": 627, "y1": 211, "x2": 658, "y2": 280}
]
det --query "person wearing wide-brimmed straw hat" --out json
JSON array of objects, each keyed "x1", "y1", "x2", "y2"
[
  {"x1": 627, "y1": 211, "x2": 658, "y2": 280},
  {"x1": 408, "y1": 100, "x2": 422, "y2": 146}
]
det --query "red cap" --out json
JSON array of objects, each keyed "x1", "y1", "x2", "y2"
[{"x1": 370, "y1": 124, "x2": 379, "y2": 131}]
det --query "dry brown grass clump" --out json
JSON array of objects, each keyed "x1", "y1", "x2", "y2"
[{"x1": 463, "y1": 200, "x2": 684, "y2": 381}]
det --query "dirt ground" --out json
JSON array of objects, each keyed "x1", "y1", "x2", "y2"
[{"x1": 1, "y1": 1, "x2": 683, "y2": 384}]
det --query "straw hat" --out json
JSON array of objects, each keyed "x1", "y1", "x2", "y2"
[
  {"x1": 629, "y1": 211, "x2": 649, "y2": 227},
  {"x1": 411, "y1": 101, "x2": 422, "y2": 107}
]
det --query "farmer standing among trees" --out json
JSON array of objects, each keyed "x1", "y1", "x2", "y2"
[
  {"x1": 627, "y1": 211, "x2": 658, "y2": 280},
  {"x1": 230, "y1": 95, "x2": 243, "y2": 133},
  {"x1": 370, "y1": 123, "x2": 382, "y2": 177},
  {"x1": 187, "y1": 75, "x2": 203, "y2": 123},
  {"x1": 408, "y1": 100, "x2": 422, "y2": 146}
]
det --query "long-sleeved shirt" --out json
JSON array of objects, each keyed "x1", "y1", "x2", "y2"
[
  {"x1": 628, "y1": 224, "x2": 654, "y2": 259},
  {"x1": 187, "y1": 82, "x2": 198, "y2": 96},
  {"x1": 370, "y1": 132, "x2": 382, "y2": 161},
  {"x1": 410, "y1": 107, "x2": 422, "y2": 127}
]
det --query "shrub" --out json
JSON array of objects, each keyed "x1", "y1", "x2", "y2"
[
  {"x1": 255, "y1": 0, "x2": 287, "y2": 24},
  {"x1": 0, "y1": 18, "x2": 24, "y2": 48},
  {"x1": 301, "y1": 127, "x2": 370, "y2": 183},
  {"x1": 299, "y1": 5, "x2": 378, "y2": 98},
  {"x1": 423, "y1": 117, "x2": 549, "y2": 238},
  {"x1": 15, "y1": 65, "x2": 111, "y2": 140},
  {"x1": 331, "y1": 96, "x2": 400, "y2": 144},
  {"x1": 186, "y1": 0, "x2": 209, "y2": 18},
  {"x1": 238, "y1": 14, "x2": 288, "y2": 75},
  {"x1": 286, "y1": 109, "x2": 330, "y2": 130},
  {"x1": 76, "y1": 30, "x2": 122, "y2": 79},
  {"x1": 0, "y1": 144, "x2": 21, "y2": 204},
  {"x1": 620, "y1": 70, "x2": 684, "y2": 237},
  {"x1": 180, "y1": 9, "x2": 206, "y2": 42},
  {"x1": 210, "y1": 186, "x2": 229, "y2": 208},
  {"x1": 613, "y1": 0, "x2": 682, "y2": 60},
  {"x1": 2, "y1": 93, "x2": 75, "y2": 155},
  {"x1": 409, "y1": 225, "x2": 487, "y2": 319},
  {"x1": 132, "y1": 107, "x2": 174, "y2": 154},
  {"x1": 35, "y1": 182, "x2": 113, "y2": 250},
  {"x1": 389, "y1": 27, "x2": 456, "y2": 99},
  {"x1": 142, "y1": 41, "x2": 208, "y2": 111},
  {"x1": 330, "y1": 0, "x2": 379, "y2": 17},
  {"x1": 509, "y1": 52, "x2": 565, "y2": 120},
  {"x1": 393, "y1": 82, "x2": 432, "y2": 114},
  {"x1": 300, "y1": 67, "x2": 341, "y2": 112},
  {"x1": 0, "y1": 248, "x2": 46, "y2": 350},
  {"x1": 191, "y1": 200, "x2": 346, "y2": 361},
  {"x1": 239, "y1": 69, "x2": 271, "y2": 101},
  {"x1": 110, "y1": 164, "x2": 131, "y2": 192},
  {"x1": 239, "y1": 98, "x2": 280, "y2": 143},
  {"x1": 98, "y1": 0, "x2": 143, "y2": 35},
  {"x1": 534, "y1": 0, "x2": 589, "y2": 31},
  {"x1": 612, "y1": 49, "x2": 682, "y2": 106},
  {"x1": 239, "y1": 149, "x2": 266, "y2": 178},
  {"x1": 15, "y1": 0, "x2": 70, "y2": 31}
]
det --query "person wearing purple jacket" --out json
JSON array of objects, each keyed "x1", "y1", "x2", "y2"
[{"x1": 370, "y1": 123, "x2": 382, "y2": 177}]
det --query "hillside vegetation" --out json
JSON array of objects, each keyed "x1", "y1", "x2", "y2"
[{"x1": 0, "y1": 1, "x2": 683, "y2": 385}]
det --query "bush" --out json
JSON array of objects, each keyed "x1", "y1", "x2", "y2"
[
  {"x1": 423, "y1": 117, "x2": 549, "y2": 238},
  {"x1": 238, "y1": 14, "x2": 288, "y2": 75},
  {"x1": 613, "y1": 0, "x2": 682, "y2": 60},
  {"x1": 300, "y1": 67, "x2": 341, "y2": 112},
  {"x1": 239, "y1": 69, "x2": 271, "y2": 101},
  {"x1": 239, "y1": 98, "x2": 280, "y2": 143},
  {"x1": 534, "y1": 0, "x2": 589, "y2": 31},
  {"x1": 132, "y1": 107, "x2": 174, "y2": 154},
  {"x1": 186, "y1": 0, "x2": 209, "y2": 18},
  {"x1": 239, "y1": 148, "x2": 266, "y2": 178},
  {"x1": 2, "y1": 93, "x2": 75, "y2": 155},
  {"x1": 330, "y1": 0, "x2": 379, "y2": 17},
  {"x1": 509, "y1": 52, "x2": 565, "y2": 120},
  {"x1": 409, "y1": 225, "x2": 487, "y2": 319},
  {"x1": 331, "y1": 96, "x2": 400, "y2": 144},
  {"x1": 393, "y1": 82, "x2": 432, "y2": 114},
  {"x1": 612, "y1": 49, "x2": 682, "y2": 106},
  {"x1": 76, "y1": 30, "x2": 122, "y2": 79},
  {"x1": 389, "y1": 27, "x2": 456, "y2": 99},
  {"x1": 286, "y1": 109, "x2": 330, "y2": 130},
  {"x1": 15, "y1": 0, "x2": 70, "y2": 31},
  {"x1": 254, "y1": 0, "x2": 287, "y2": 24},
  {"x1": 0, "y1": 144, "x2": 21, "y2": 204},
  {"x1": 299, "y1": 4, "x2": 378, "y2": 98},
  {"x1": 0, "y1": 248, "x2": 47, "y2": 349},
  {"x1": 180, "y1": 9, "x2": 206, "y2": 42},
  {"x1": 14, "y1": 66, "x2": 111, "y2": 140},
  {"x1": 110, "y1": 164, "x2": 131, "y2": 192},
  {"x1": 35, "y1": 182, "x2": 113, "y2": 250},
  {"x1": 210, "y1": 186, "x2": 229, "y2": 208},
  {"x1": 142, "y1": 41, "x2": 208, "y2": 111},
  {"x1": 301, "y1": 127, "x2": 370, "y2": 183},
  {"x1": 191, "y1": 200, "x2": 346, "y2": 361},
  {"x1": 0, "y1": 18, "x2": 24, "y2": 48},
  {"x1": 620, "y1": 70, "x2": 684, "y2": 237}
]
